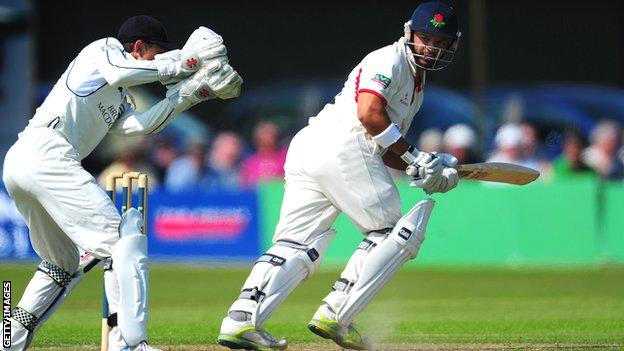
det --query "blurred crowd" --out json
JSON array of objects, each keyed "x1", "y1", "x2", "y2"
[
  {"x1": 98, "y1": 120, "x2": 287, "y2": 192},
  {"x1": 97, "y1": 118, "x2": 624, "y2": 192}
]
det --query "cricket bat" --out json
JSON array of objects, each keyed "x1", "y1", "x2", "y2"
[{"x1": 407, "y1": 162, "x2": 540, "y2": 186}]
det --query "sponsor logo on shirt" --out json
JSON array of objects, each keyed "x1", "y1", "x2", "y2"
[
  {"x1": 372, "y1": 73, "x2": 391, "y2": 89},
  {"x1": 97, "y1": 102, "x2": 120, "y2": 128}
]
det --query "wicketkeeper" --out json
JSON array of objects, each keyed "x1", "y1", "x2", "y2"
[
  {"x1": 2, "y1": 15, "x2": 242, "y2": 351},
  {"x1": 218, "y1": 2, "x2": 461, "y2": 350}
]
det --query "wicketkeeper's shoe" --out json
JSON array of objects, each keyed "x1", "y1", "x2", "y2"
[
  {"x1": 123, "y1": 341, "x2": 162, "y2": 351},
  {"x1": 218, "y1": 315, "x2": 287, "y2": 351},
  {"x1": 307, "y1": 304, "x2": 371, "y2": 350}
]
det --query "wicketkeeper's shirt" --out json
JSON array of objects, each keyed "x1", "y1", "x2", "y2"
[
  {"x1": 23, "y1": 37, "x2": 175, "y2": 159},
  {"x1": 314, "y1": 37, "x2": 425, "y2": 135}
]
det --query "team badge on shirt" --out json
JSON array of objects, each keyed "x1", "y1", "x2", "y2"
[{"x1": 372, "y1": 74, "x2": 391, "y2": 89}]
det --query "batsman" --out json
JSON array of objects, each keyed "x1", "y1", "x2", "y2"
[
  {"x1": 218, "y1": 1, "x2": 461, "y2": 350},
  {"x1": 2, "y1": 15, "x2": 242, "y2": 351}
]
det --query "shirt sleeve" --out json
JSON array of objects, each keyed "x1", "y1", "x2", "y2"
[
  {"x1": 355, "y1": 48, "x2": 400, "y2": 106},
  {"x1": 109, "y1": 96, "x2": 178, "y2": 136},
  {"x1": 94, "y1": 38, "x2": 161, "y2": 88}
]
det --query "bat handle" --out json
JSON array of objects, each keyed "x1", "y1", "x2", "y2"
[
  {"x1": 406, "y1": 165, "x2": 418, "y2": 176},
  {"x1": 406, "y1": 165, "x2": 425, "y2": 188}
]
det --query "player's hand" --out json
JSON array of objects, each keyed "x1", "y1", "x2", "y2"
[
  {"x1": 166, "y1": 59, "x2": 243, "y2": 109},
  {"x1": 422, "y1": 167, "x2": 459, "y2": 195},
  {"x1": 166, "y1": 68, "x2": 217, "y2": 109},
  {"x1": 156, "y1": 26, "x2": 228, "y2": 85},
  {"x1": 406, "y1": 152, "x2": 443, "y2": 188},
  {"x1": 203, "y1": 59, "x2": 243, "y2": 99},
  {"x1": 433, "y1": 152, "x2": 458, "y2": 168},
  {"x1": 180, "y1": 26, "x2": 227, "y2": 72}
]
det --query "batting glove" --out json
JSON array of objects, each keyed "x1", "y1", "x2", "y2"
[
  {"x1": 423, "y1": 167, "x2": 459, "y2": 195},
  {"x1": 404, "y1": 151, "x2": 443, "y2": 188},
  {"x1": 433, "y1": 152, "x2": 458, "y2": 168}
]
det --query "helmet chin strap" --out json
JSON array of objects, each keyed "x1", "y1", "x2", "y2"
[{"x1": 403, "y1": 20, "x2": 413, "y2": 41}]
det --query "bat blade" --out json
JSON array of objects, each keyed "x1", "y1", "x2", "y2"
[{"x1": 457, "y1": 162, "x2": 539, "y2": 185}]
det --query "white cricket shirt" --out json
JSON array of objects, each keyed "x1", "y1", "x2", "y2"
[
  {"x1": 314, "y1": 37, "x2": 425, "y2": 135},
  {"x1": 22, "y1": 37, "x2": 175, "y2": 159}
]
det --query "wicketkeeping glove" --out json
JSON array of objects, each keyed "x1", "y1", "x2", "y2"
[
  {"x1": 205, "y1": 59, "x2": 243, "y2": 99},
  {"x1": 166, "y1": 58, "x2": 243, "y2": 110},
  {"x1": 156, "y1": 26, "x2": 228, "y2": 85},
  {"x1": 166, "y1": 68, "x2": 216, "y2": 110}
]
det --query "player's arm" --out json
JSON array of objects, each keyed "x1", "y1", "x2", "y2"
[
  {"x1": 110, "y1": 89, "x2": 206, "y2": 136},
  {"x1": 95, "y1": 38, "x2": 162, "y2": 88},
  {"x1": 358, "y1": 92, "x2": 443, "y2": 189},
  {"x1": 357, "y1": 92, "x2": 411, "y2": 156},
  {"x1": 98, "y1": 27, "x2": 230, "y2": 88},
  {"x1": 355, "y1": 56, "x2": 432, "y2": 173},
  {"x1": 109, "y1": 98, "x2": 177, "y2": 136},
  {"x1": 110, "y1": 63, "x2": 242, "y2": 136},
  {"x1": 357, "y1": 92, "x2": 429, "y2": 169},
  {"x1": 382, "y1": 151, "x2": 408, "y2": 170},
  {"x1": 357, "y1": 92, "x2": 410, "y2": 170}
]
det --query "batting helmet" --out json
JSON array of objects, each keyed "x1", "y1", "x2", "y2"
[{"x1": 403, "y1": 1, "x2": 461, "y2": 71}]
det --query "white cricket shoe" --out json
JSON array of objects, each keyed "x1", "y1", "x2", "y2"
[
  {"x1": 123, "y1": 341, "x2": 162, "y2": 351},
  {"x1": 217, "y1": 315, "x2": 287, "y2": 350},
  {"x1": 308, "y1": 304, "x2": 371, "y2": 350}
]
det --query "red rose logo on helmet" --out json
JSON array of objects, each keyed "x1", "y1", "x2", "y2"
[{"x1": 430, "y1": 13, "x2": 445, "y2": 28}]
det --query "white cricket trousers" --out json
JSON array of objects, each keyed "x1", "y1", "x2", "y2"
[
  {"x1": 3, "y1": 128, "x2": 120, "y2": 266},
  {"x1": 273, "y1": 117, "x2": 401, "y2": 245},
  {"x1": 2, "y1": 127, "x2": 121, "y2": 350},
  {"x1": 222, "y1": 117, "x2": 403, "y2": 331}
]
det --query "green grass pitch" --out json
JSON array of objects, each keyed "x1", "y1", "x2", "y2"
[{"x1": 2, "y1": 264, "x2": 623, "y2": 350}]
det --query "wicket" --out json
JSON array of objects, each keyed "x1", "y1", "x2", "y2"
[{"x1": 102, "y1": 172, "x2": 149, "y2": 351}]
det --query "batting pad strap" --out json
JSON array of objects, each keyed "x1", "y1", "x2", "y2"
[
  {"x1": 371, "y1": 123, "x2": 402, "y2": 149},
  {"x1": 239, "y1": 287, "x2": 266, "y2": 302},
  {"x1": 255, "y1": 253, "x2": 286, "y2": 266},
  {"x1": 12, "y1": 307, "x2": 37, "y2": 332},
  {"x1": 367, "y1": 227, "x2": 392, "y2": 235},
  {"x1": 37, "y1": 260, "x2": 72, "y2": 287},
  {"x1": 357, "y1": 239, "x2": 378, "y2": 252},
  {"x1": 275, "y1": 240, "x2": 320, "y2": 262},
  {"x1": 332, "y1": 278, "x2": 356, "y2": 294},
  {"x1": 102, "y1": 257, "x2": 113, "y2": 271},
  {"x1": 107, "y1": 312, "x2": 118, "y2": 327}
]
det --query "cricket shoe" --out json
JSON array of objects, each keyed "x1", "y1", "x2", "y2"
[
  {"x1": 307, "y1": 304, "x2": 371, "y2": 350},
  {"x1": 218, "y1": 315, "x2": 287, "y2": 351}
]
